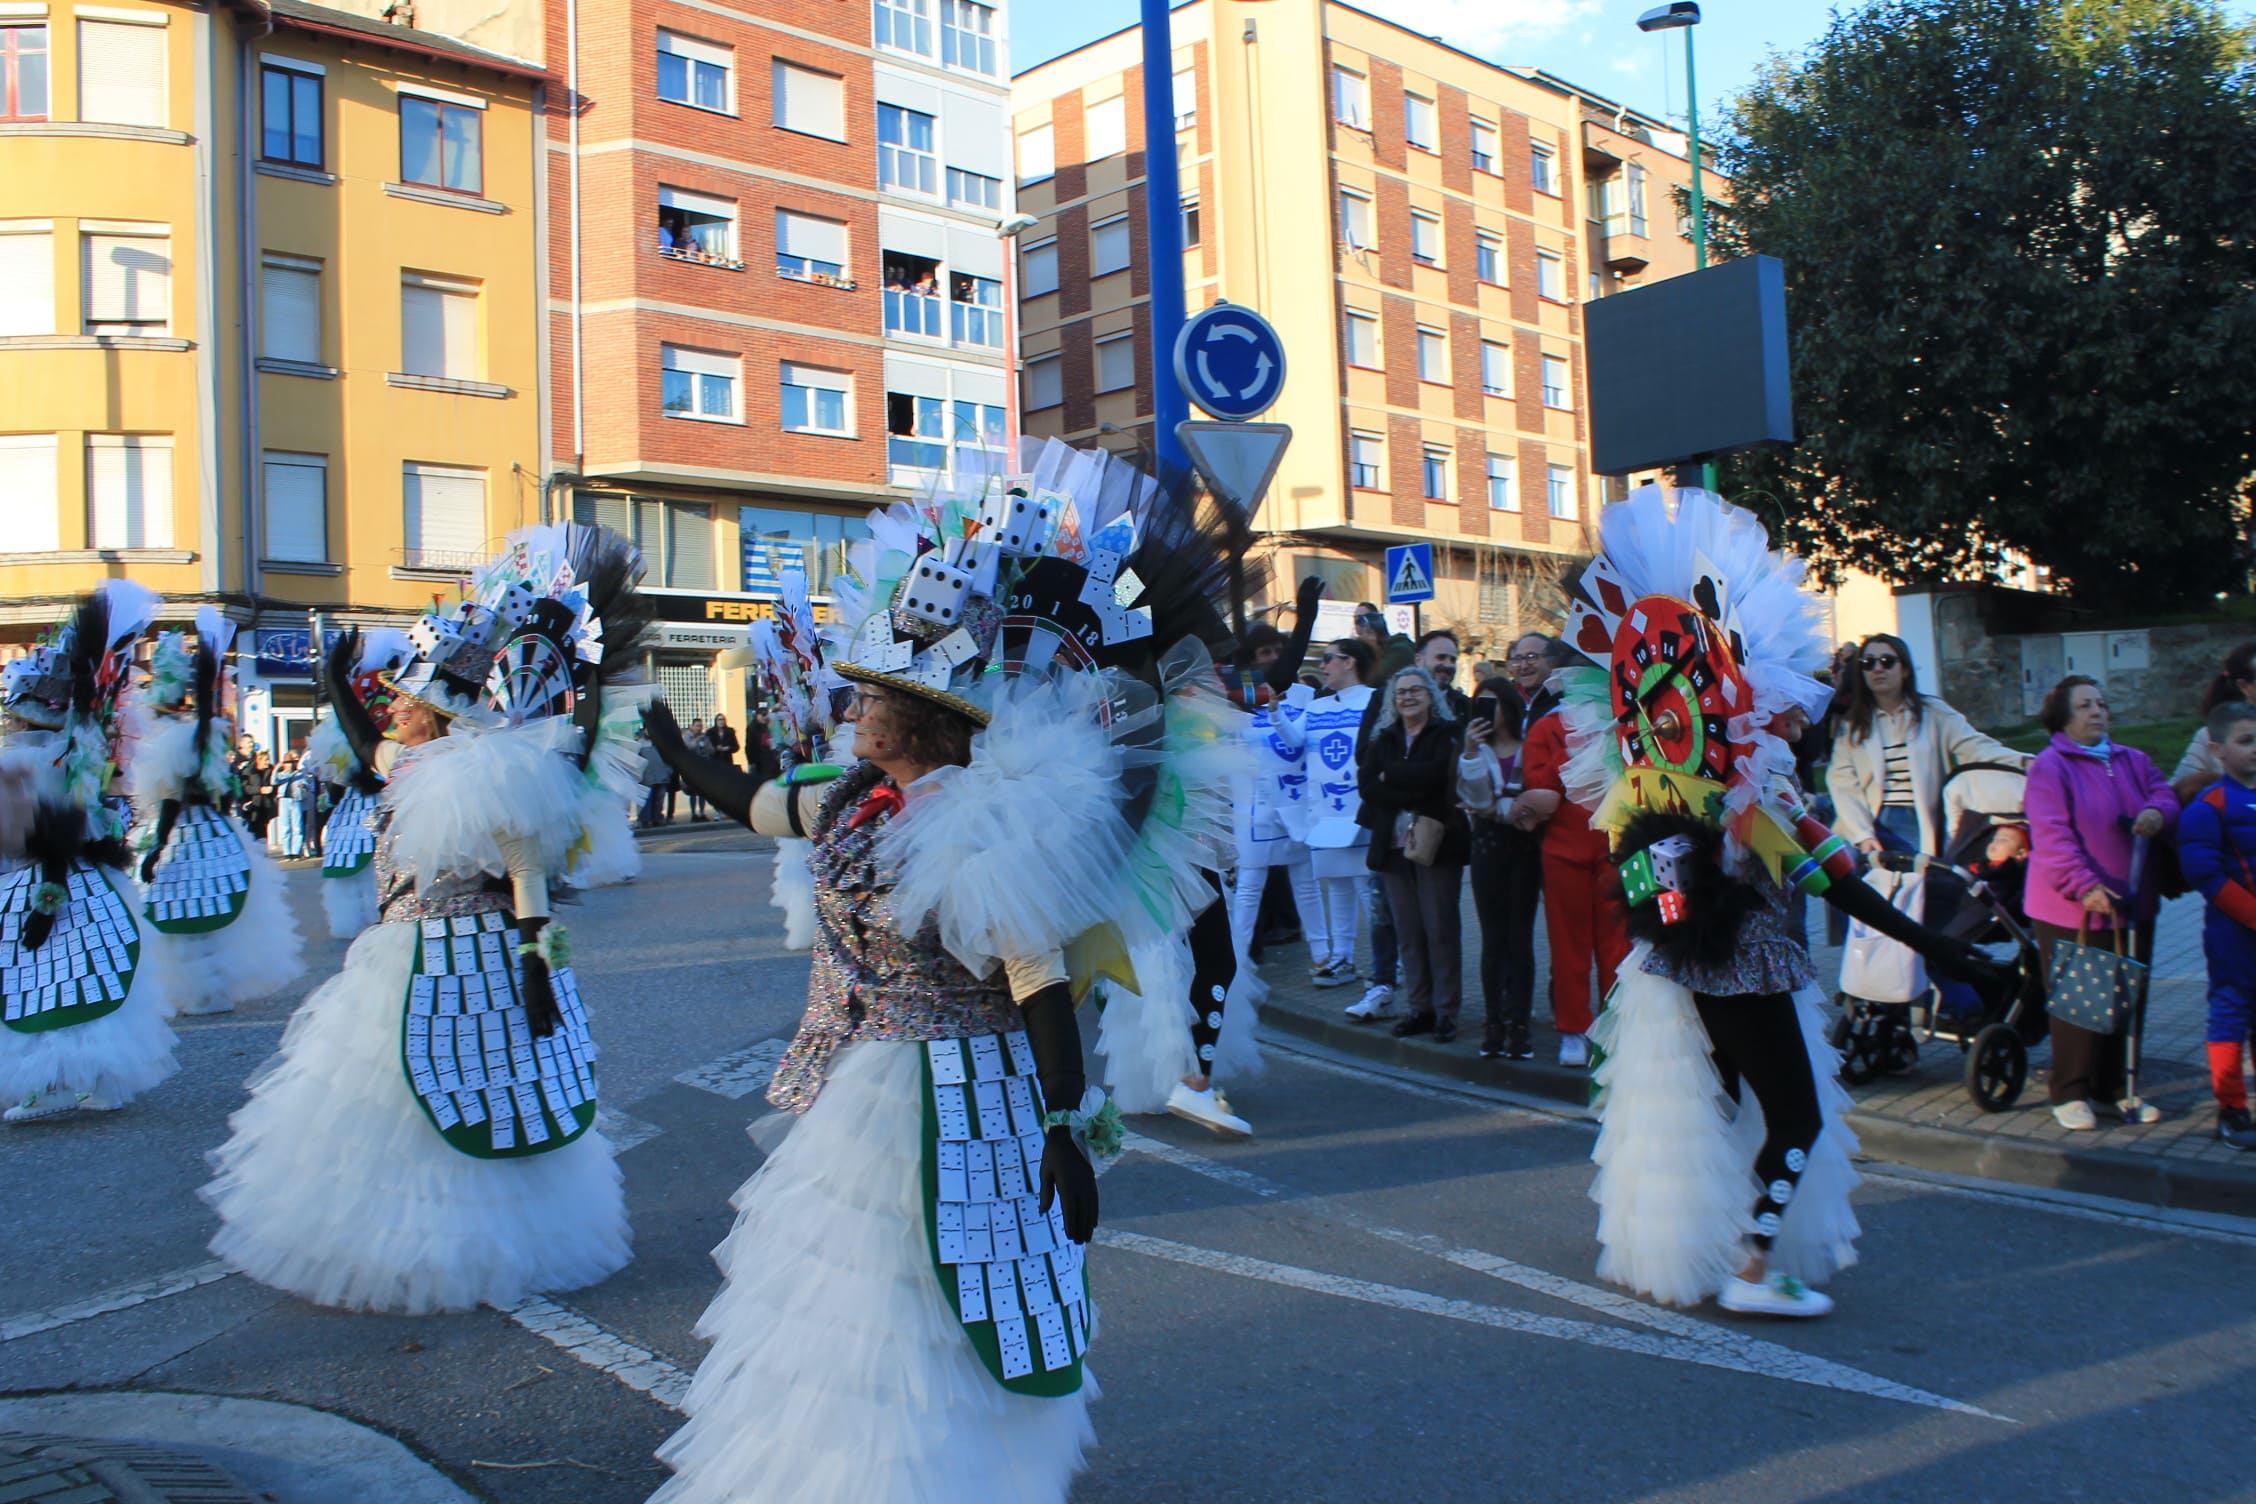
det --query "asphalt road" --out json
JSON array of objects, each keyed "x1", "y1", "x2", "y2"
[{"x1": 3, "y1": 842, "x2": 2252, "y2": 1504}]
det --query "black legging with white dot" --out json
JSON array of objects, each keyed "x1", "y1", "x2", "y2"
[{"x1": 1691, "y1": 991, "x2": 1825, "y2": 1250}]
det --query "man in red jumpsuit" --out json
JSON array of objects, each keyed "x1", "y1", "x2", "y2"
[{"x1": 1514, "y1": 702, "x2": 1630, "y2": 1066}]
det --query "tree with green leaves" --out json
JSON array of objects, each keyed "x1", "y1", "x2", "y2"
[{"x1": 1712, "y1": 0, "x2": 2256, "y2": 610}]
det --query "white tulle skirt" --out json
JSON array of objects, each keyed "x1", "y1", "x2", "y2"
[
  {"x1": 201, "y1": 921, "x2": 629, "y2": 1314},
  {"x1": 143, "y1": 825, "x2": 306, "y2": 1014},
  {"x1": 1095, "y1": 932, "x2": 1266, "y2": 1115},
  {"x1": 321, "y1": 869, "x2": 378, "y2": 940},
  {"x1": 0, "y1": 963, "x2": 178, "y2": 1105},
  {"x1": 652, "y1": 1042, "x2": 1095, "y2": 1504},
  {"x1": 770, "y1": 838, "x2": 816, "y2": 950}
]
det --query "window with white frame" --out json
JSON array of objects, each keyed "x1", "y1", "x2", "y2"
[
  {"x1": 878, "y1": 103, "x2": 937, "y2": 195},
  {"x1": 1486, "y1": 453, "x2": 1517, "y2": 511},
  {"x1": 1024, "y1": 353, "x2": 1061, "y2": 410},
  {"x1": 1349, "y1": 431, "x2": 1382, "y2": 489},
  {"x1": 77, "y1": 17, "x2": 165, "y2": 128},
  {"x1": 940, "y1": 0, "x2": 996, "y2": 75},
  {"x1": 400, "y1": 274, "x2": 478, "y2": 379},
  {"x1": 1421, "y1": 446, "x2": 1449, "y2": 501},
  {"x1": 1091, "y1": 215, "x2": 1130, "y2": 276},
  {"x1": 1547, "y1": 463, "x2": 1576, "y2": 519},
  {"x1": 1403, "y1": 91, "x2": 1436, "y2": 152},
  {"x1": 1470, "y1": 117, "x2": 1498, "y2": 174},
  {"x1": 1415, "y1": 326, "x2": 1446, "y2": 383},
  {"x1": 82, "y1": 229, "x2": 170, "y2": 335},
  {"x1": 775, "y1": 209, "x2": 848, "y2": 281},
  {"x1": 1628, "y1": 161, "x2": 1650, "y2": 236},
  {"x1": 260, "y1": 253, "x2": 321, "y2": 363},
  {"x1": 1475, "y1": 229, "x2": 1502, "y2": 284},
  {"x1": 947, "y1": 167, "x2": 1001, "y2": 210},
  {"x1": 262, "y1": 450, "x2": 327, "y2": 562},
  {"x1": 1085, "y1": 95, "x2": 1125, "y2": 161},
  {"x1": 1541, "y1": 353, "x2": 1570, "y2": 408},
  {"x1": 1172, "y1": 67, "x2": 1195, "y2": 131},
  {"x1": 953, "y1": 398, "x2": 1005, "y2": 471},
  {"x1": 1410, "y1": 210, "x2": 1441, "y2": 266},
  {"x1": 662, "y1": 344, "x2": 739, "y2": 421},
  {"x1": 401, "y1": 462, "x2": 484, "y2": 567},
  {"x1": 1536, "y1": 249, "x2": 1564, "y2": 301},
  {"x1": 87, "y1": 434, "x2": 173, "y2": 549},
  {"x1": 1481, "y1": 339, "x2": 1510, "y2": 397},
  {"x1": 1018, "y1": 124, "x2": 1054, "y2": 183},
  {"x1": 658, "y1": 185, "x2": 738, "y2": 263},
  {"x1": 1530, "y1": 138, "x2": 1556, "y2": 195},
  {"x1": 872, "y1": 0, "x2": 931, "y2": 56},
  {"x1": 1095, "y1": 332, "x2": 1134, "y2": 392},
  {"x1": 1020, "y1": 237, "x2": 1058, "y2": 297},
  {"x1": 656, "y1": 29, "x2": 732, "y2": 113},
  {"x1": 1337, "y1": 188, "x2": 1372, "y2": 249},
  {"x1": 1179, "y1": 197, "x2": 1202, "y2": 249},
  {"x1": 1343, "y1": 308, "x2": 1378, "y2": 368},
  {"x1": 950, "y1": 270, "x2": 1002, "y2": 346},
  {"x1": 774, "y1": 59, "x2": 845, "y2": 141},
  {"x1": 0, "y1": 223, "x2": 53, "y2": 336},
  {"x1": 400, "y1": 89, "x2": 483, "y2": 195},
  {"x1": 1332, "y1": 65, "x2": 1368, "y2": 130},
  {"x1": 780, "y1": 362, "x2": 851, "y2": 434},
  {"x1": 0, "y1": 434, "x2": 59, "y2": 552},
  {"x1": 886, "y1": 391, "x2": 947, "y2": 468}
]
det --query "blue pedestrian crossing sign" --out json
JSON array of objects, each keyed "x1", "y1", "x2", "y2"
[
  {"x1": 1174, "y1": 302, "x2": 1287, "y2": 421},
  {"x1": 1384, "y1": 543, "x2": 1436, "y2": 605}
]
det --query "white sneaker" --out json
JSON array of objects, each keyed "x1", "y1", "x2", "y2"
[
  {"x1": 2052, "y1": 1100, "x2": 2099, "y2": 1131},
  {"x1": 1309, "y1": 958, "x2": 1358, "y2": 989},
  {"x1": 1718, "y1": 1273, "x2": 1834, "y2": 1318},
  {"x1": 1345, "y1": 984, "x2": 1396, "y2": 1020},
  {"x1": 77, "y1": 1091, "x2": 124, "y2": 1113},
  {"x1": 1166, "y1": 1082, "x2": 1252, "y2": 1138},
  {"x1": 1558, "y1": 1034, "x2": 1590, "y2": 1067},
  {"x1": 3, "y1": 1090, "x2": 79, "y2": 1124},
  {"x1": 2113, "y1": 1098, "x2": 2163, "y2": 1125}
]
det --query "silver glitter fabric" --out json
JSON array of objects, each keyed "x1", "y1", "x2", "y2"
[
  {"x1": 370, "y1": 741, "x2": 510, "y2": 927},
  {"x1": 768, "y1": 767, "x2": 1022, "y2": 1113},
  {"x1": 1637, "y1": 856, "x2": 1816, "y2": 998}
]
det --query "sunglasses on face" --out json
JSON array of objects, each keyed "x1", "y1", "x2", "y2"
[{"x1": 1861, "y1": 655, "x2": 1900, "y2": 670}]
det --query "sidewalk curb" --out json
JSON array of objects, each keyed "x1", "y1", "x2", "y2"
[{"x1": 1264, "y1": 1007, "x2": 1590, "y2": 1107}]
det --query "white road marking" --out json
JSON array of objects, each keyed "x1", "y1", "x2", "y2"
[
  {"x1": 500, "y1": 1294, "x2": 691, "y2": 1411},
  {"x1": 674, "y1": 1039, "x2": 789, "y2": 1100},
  {"x1": 0, "y1": 1260, "x2": 236, "y2": 1344},
  {"x1": 594, "y1": 1108, "x2": 663, "y2": 1154},
  {"x1": 1861, "y1": 1165, "x2": 2256, "y2": 1248}
]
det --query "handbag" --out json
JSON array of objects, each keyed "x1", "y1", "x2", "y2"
[
  {"x1": 2047, "y1": 920, "x2": 2145, "y2": 1035},
  {"x1": 1839, "y1": 867, "x2": 1927, "y2": 1003},
  {"x1": 1403, "y1": 813, "x2": 1446, "y2": 867}
]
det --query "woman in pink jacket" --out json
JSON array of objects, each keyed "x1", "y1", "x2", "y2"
[{"x1": 2025, "y1": 675, "x2": 2177, "y2": 1131}]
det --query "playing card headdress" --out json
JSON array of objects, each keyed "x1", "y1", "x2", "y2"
[
  {"x1": 3, "y1": 582, "x2": 158, "y2": 843},
  {"x1": 748, "y1": 566, "x2": 836, "y2": 757}
]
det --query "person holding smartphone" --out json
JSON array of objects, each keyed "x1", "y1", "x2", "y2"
[{"x1": 1457, "y1": 679, "x2": 1540, "y2": 1058}]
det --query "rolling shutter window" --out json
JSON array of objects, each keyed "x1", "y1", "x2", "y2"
[
  {"x1": 402, "y1": 280, "x2": 476, "y2": 378},
  {"x1": 262, "y1": 451, "x2": 327, "y2": 562},
  {"x1": 0, "y1": 435, "x2": 60, "y2": 552},
  {"x1": 666, "y1": 503, "x2": 715, "y2": 589},
  {"x1": 78, "y1": 19, "x2": 166, "y2": 127},
  {"x1": 86, "y1": 436, "x2": 174, "y2": 549},
  {"x1": 776, "y1": 209, "x2": 847, "y2": 267},
  {"x1": 772, "y1": 60, "x2": 844, "y2": 141},
  {"x1": 402, "y1": 464, "x2": 485, "y2": 562},
  {"x1": 572, "y1": 491, "x2": 632, "y2": 536},
  {"x1": 0, "y1": 230, "x2": 53, "y2": 335},
  {"x1": 82, "y1": 233, "x2": 170, "y2": 330},
  {"x1": 260, "y1": 258, "x2": 320, "y2": 362}
]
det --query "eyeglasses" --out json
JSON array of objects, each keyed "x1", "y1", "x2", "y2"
[
  {"x1": 1507, "y1": 653, "x2": 1547, "y2": 665},
  {"x1": 1320, "y1": 652, "x2": 1345, "y2": 664},
  {"x1": 1861, "y1": 655, "x2": 1900, "y2": 670}
]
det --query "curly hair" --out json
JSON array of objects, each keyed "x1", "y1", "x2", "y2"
[
  {"x1": 1373, "y1": 665, "x2": 1449, "y2": 735},
  {"x1": 883, "y1": 687, "x2": 976, "y2": 769}
]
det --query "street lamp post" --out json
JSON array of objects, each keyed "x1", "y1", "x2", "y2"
[{"x1": 1636, "y1": 2, "x2": 1714, "y2": 487}]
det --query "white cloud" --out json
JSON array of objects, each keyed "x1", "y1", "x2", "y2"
[{"x1": 1356, "y1": 0, "x2": 1606, "y2": 59}]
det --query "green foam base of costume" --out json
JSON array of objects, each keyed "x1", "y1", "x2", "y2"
[
  {"x1": 321, "y1": 854, "x2": 373, "y2": 877},
  {"x1": 143, "y1": 887, "x2": 247, "y2": 936},
  {"x1": 3, "y1": 865, "x2": 136, "y2": 1034},
  {"x1": 401, "y1": 945, "x2": 596, "y2": 1160}
]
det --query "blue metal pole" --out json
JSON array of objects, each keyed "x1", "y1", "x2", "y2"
[{"x1": 1139, "y1": 0, "x2": 1190, "y2": 483}]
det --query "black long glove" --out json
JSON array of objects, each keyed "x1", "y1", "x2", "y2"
[
  {"x1": 138, "y1": 798, "x2": 181, "y2": 885},
  {"x1": 1822, "y1": 871, "x2": 2007, "y2": 984},
  {"x1": 1262, "y1": 576, "x2": 1326, "y2": 695},
  {"x1": 20, "y1": 852, "x2": 68, "y2": 951},
  {"x1": 321, "y1": 628, "x2": 385, "y2": 786},
  {"x1": 644, "y1": 700, "x2": 768, "y2": 827},
  {"x1": 517, "y1": 916, "x2": 562, "y2": 1037},
  {"x1": 1020, "y1": 980, "x2": 1099, "y2": 1245}
]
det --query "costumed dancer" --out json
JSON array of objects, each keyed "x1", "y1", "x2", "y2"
[
  {"x1": 0, "y1": 585, "x2": 178, "y2": 1123},
  {"x1": 202, "y1": 522, "x2": 651, "y2": 1314},
  {"x1": 1560, "y1": 486, "x2": 2000, "y2": 1317},
  {"x1": 642, "y1": 441, "x2": 1245, "y2": 1504},
  {"x1": 306, "y1": 628, "x2": 414, "y2": 939},
  {"x1": 126, "y1": 610, "x2": 305, "y2": 1015}
]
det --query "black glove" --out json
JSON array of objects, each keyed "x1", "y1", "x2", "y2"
[
  {"x1": 1822, "y1": 870, "x2": 2008, "y2": 985},
  {"x1": 139, "y1": 798, "x2": 181, "y2": 885},
  {"x1": 1262, "y1": 576, "x2": 1328, "y2": 695},
  {"x1": 644, "y1": 700, "x2": 768, "y2": 827},
  {"x1": 321, "y1": 628, "x2": 385, "y2": 780},
  {"x1": 1019, "y1": 980, "x2": 1098, "y2": 1244},
  {"x1": 517, "y1": 916, "x2": 561, "y2": 1037},
  {"x1": 20, "y1": 855, "x2": 66, "y2": 951}
]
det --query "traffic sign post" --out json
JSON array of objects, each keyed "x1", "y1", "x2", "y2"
[
  {"x1": 1178, "y1": 420, "x2": 1291, "y2": 522},
  {"x1": 1173, "y1": 303, "x2": 1288, "y2": 422},
  {"x1": 1384, "y1": 542, "x2": 1436, "y2": 605}
]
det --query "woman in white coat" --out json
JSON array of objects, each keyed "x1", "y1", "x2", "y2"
[
  {"x1": 1296, "y1": 638, "x2": 1378, "y2": 1002},
  {"x1": 1826, "y1": 634, "x2": 2027, "y2": 858}
]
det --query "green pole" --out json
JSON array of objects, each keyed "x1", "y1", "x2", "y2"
[{"x1": 1684, "y1": 23, "x2": 1716, "y2": 491}]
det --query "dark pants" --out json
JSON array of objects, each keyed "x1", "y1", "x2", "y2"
[
  {"x1": 1694, "y1": 990, "x2": 1824, "y2": 1251},
  {"x1": 1469, "y1": 820, "x2": 1542, "y2": 1046},
  {"x1": 2035, "y1": 919, "x2": 2154, "y2": 1106},
  {"x1": 640, "y1": 784, "x2": 667, "y2": 826},
  {"x1": 1380, "y1": 854, "x2": 1464, "y2": 1024}
]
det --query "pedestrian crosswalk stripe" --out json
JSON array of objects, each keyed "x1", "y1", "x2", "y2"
[
  {"x1": 0, "y1": 1260, "x2": 235, "y2": 1345},
  {"x1": 673, "y1": 1038, "x2": 789, "y2": 1099},
  {"x1": 501, "y1": 1294, "x2": 691, "y2": 1410}
]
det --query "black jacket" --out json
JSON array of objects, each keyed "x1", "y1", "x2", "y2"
[{"x1": 1355, "y1": 716, "x2": 1471, "y2": 870}]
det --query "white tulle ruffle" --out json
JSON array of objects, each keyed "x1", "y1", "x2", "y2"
[
  {"x1": 652, "y1": 1040, "x2": 1095, "y2": 1504},
  {"x1": 771, "y1": 837, "x2": 817, "y2": 950},
  {"x1": 321, "y1": 868, "x2": 378, "y2": 939},
  {"x1": 141, "y1": 819, "x2": 306, "y2": 1015},
  {"x1": 202, "y1": 921, "x2": 628, "y2": 1314},
  {"x1": 0, "y1": 943, "x2": 178, "y2": 1104},
  {"x1": 122, "y1": 709, "x2": 234, "y2": 807},
  {"x1": 384, "y1": 717, "x2": 587, "y2": 884},
  {"x1": 1094, "y1": 939, "x2": 1196, "y2": 1114}
]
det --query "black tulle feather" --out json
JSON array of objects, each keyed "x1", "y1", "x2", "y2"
[
  {"x1": 190, "y1": 627, "x2": 220, "y2": 774},
  {"x1": 65, "y1": 591, "x2": 110, "y2": 721},
  {"x1": 1613, "y1": 810, "x2": 1769, "y2": 974},
  {"x1": 567, "y1": 521, "x2": 653, "y2": 687},
  {"x1": 1119, "y1": 477, "x2": 1242, "y2": 666}
]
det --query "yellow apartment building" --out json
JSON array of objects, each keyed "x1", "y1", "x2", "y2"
[
  {"x1": 1011, "y1": 0, "x2": 1731, "y2": 652},
  {"x1": 0, "y1": 0, "x2": 546, "y2": 749}
]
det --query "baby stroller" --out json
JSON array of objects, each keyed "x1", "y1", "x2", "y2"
[{"x1": 1828, "y1": 763, "x2": 2049, "y2": 1110}]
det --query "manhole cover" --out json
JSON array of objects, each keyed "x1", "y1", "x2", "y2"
[{"x1": 0, "y1": 1433, "x2": 259, "y2": 1504}]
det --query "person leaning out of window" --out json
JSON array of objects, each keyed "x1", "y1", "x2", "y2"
[{"x1": 1827, "y1": 633, "x2": 2028, "y2": 858}]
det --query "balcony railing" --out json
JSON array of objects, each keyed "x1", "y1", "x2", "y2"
[
  {"x1": 776, "y1": 255, "x2": 857, "y2": 291},
  {"x1": 950, "y1": 301, "x2": 1002, "y2": 347},
  {"x1": 395, "y1": 545, "x2": 486, "y2": 574},
  {"x1": 659, "y1": 239, "x2": 743, "y2": 271}
]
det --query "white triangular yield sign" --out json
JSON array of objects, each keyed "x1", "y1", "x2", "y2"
[
  {"x1": 1390, "y1": 549, "x2": 1431, "y2": 600},
  {"x1": 1177, "y1": 420, "x2": 1292, "y2": 521}
]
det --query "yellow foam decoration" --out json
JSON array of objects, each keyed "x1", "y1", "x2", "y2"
[
  {"x1": 1064, "y1": 920, "x2": 1139, "y2": 1007},
  {"x1": 1594, "y1": 766, "x2": 1808, "y2": 883}
]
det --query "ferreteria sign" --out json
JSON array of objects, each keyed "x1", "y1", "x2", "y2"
[{"x1": 646, "y1": 592, "x2": 835, "y2": 626}]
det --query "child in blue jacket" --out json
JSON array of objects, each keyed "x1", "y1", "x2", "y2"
[{"x1": 2176, "y1": 701, "x2": 2256, "y2": 1150}]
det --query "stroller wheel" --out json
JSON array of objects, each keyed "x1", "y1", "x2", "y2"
[{"x1": 1965, "y1": 1022, "x2": 2028, "y2": 1111}]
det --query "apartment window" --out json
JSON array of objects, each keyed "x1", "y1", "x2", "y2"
[
  {"x1": 1628, "y1": 162, "x2": 1650, "y2": 236},
  {"x1": 950, "y1": 271, "x2": 1002, "y2": 346},
  {"x1": 883, "y1": 250, "x2": 942, "y2": 335},
  {"x1": 775, "y1": 208, "x2": 848, "y2": 281},
  {"x1": 658, "y1": 186, "x2": 738, "y2": 264},
  {"x1": 77, "y1": 19, "x2": 164, "y2": 128},
  {"x1": 1475, "y1": 230, "x2": 1502, "y2": 285},
  {"x1": 1487, "y1": 453, "x2": 1517, "y2": 512},
  {"x1": 1469, "y1": 117, "x2": 1497, "y2": 174},
  {"x1": 1337, "y1": 188, "x2": 1372, "y2": 250},
  {"x1": 1343, "y1": 308, "x2": 1378, "y2": 369},
  {"x1": 1091, "y1": 215, "x2": 1130, "y2": 276},
  {"x1": 661, "y1": 344, "x2": 739, "y2": 421},
  {"x1": 1403, "y1": 91, "x2": 1436, "y2": 152},
  {"x1": 1410, "y1": 211, "x2": 1441, "y2": 267},
  {"x1": 87, "y1": 434, "x2": 173, "y2": 549},
  {"x1": 1481, "y1": 339, "x2": 1510, "y2": 397},
  {"x1": 657, "y1": 30, "x2": 732, "y2": 114},
  {"x1": 953, "y1": 399, "x2": 1006, "y2": 471},
  {"x1": 623, "y1": 499, "x2": 715, "y2": 589},
  {"x1": 1172, "y1": 67, "x2": 1195, "y2": 131},
  {"x1": 400, "y1": 91, "x2": 482, "y2": 195},
  {"x1": 1180, "y1": 197, "x2": 1201, "y2": 249},
  {"x1": 878, "y1": 104, "x2": 937, "y2": 195},
  {"x1": 872, "y1": 0, "x2": 931, "y2": 56},
  {"x1": 262, "y1": 451, "x2": 327, "y2": 562},
  {"x1": 1542, "y1": 353, "x2": 1570, "y2": 408},
  {"x1": 886, "y1": 392, "x2": 947, "y2": 468},
  {"x1": 0, "y1": 224, "x2": 53, "y2": 336},
  {"x1": 773, "y1": 60, "x2": 845, "y2": 141},
  {"x1": 1332, "y1": 65, "x2": 1368, "y2": 130},
  {"x1": 1415, "y1": 326, "x2": 1446, "y2": 383},
  {"x1": 1349, "y1": 432, "x2": 1382, "y2": 490},
  {"x1": 1421, "y1": 447, "x2": 1449, "y2": 501},
  {"x1": 259, "y1": 61, "x2": 322, "y2": 167},
  {"x1": 402, "y1": 462, "x2": 484, "y2": 568},
  {"x1": 1530, "y1": 139, "x2": 1556, "y2": 196},
  {"x1": 940, "y1": 0, "x2": 997, "y2": 74},
  {"x1": 1537, "y1": 249, "x2": 1564, "y2": 302},
  {"x1": 0, "y1": 25, "x2": 47, "y2": 122},
  {"x1": 1548, "y1": 463, "x2": 1576, "y2": 520},
  {"x1": 259, "y1": 254, "x2": 321, "y2": 363},
  {"x1": 401, "y1": 274, "x2": 477, "y2": 379},
  {"x1": 1085, "y1": 95, "x2": 1126, "y2": 161},
  {"x1": 1589, "y1": 269, "x2": 1606, "y2": 301},
  {"x1": 82, "y1": 230, "x2": 170, "y2": 335},
  {"x1": 947, "y1": 167, "x2": 1001, "y2": 211},
  {"x1": 1024, "y1": 353, "x2": 1062, "y2": 410},
  {"x1": 1095, "y1": 332, "x2": 1134, "y2": 393},
  {"x1": 1018, "y1": 124, "x2": 1054, "y2": 184},
  {"x1": 1020, "y1": 238, "x2": 1058, "y2": 297},
  {"x1": 781, "y1": 362, "x2": 852, "y2": 434},
  {"x1": 0, "y1": 435, "x2": 59, "y2": 552}
]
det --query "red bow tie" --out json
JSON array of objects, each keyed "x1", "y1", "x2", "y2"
[{"x1": 846, "y1": 783, "x2": 905, "y2": 830}]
